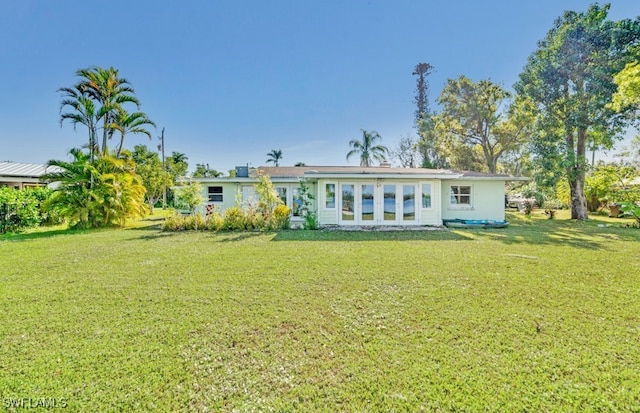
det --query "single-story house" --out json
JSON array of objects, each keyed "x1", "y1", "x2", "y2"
[
  {"x1": 191, "y1": 165, "x2": 528, "y2": 227},
  {"x1": 0, "y1": 162, "x2": 60, "y2": 190}
]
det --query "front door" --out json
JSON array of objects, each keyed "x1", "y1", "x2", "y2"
[{"x1": 339, "y1": 182, "x2": 418, "y2": 225}]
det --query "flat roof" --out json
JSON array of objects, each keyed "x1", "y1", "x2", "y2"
[{"x1": 189, "y1": 165, "x2": 529, "y2": 182}]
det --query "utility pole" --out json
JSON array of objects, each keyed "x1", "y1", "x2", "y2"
[{"x1": 159, "y1": 127, "x2": 166, "y2": 209}]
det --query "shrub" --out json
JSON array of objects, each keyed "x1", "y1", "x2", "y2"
[
  {"x1": 204, "y1": 212, "x2": 224, "y2": 231},
  {"x1": 162, "y1": 212, "x2": 185, "y2": 231},
  {"x1": 223, "y1": 207, "x2": 247, "y2": 230},
  {"x1": 272, "y1": 204, "x2": 291, "y2": 230},
  {"x1": 0, "y1": 186, "x2": 53, "y2": 232}
]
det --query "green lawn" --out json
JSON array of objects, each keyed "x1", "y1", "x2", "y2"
[{"x1": 1, "y1": 211, "x2": 639, "y2": 412}]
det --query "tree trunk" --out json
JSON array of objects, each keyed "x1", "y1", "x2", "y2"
[
  {"x1": 568, "y1": 174, "x2": 589, "y2": 220},
  {"x1": 569, "y1": 128, "x2": 589, "y2": 220}
]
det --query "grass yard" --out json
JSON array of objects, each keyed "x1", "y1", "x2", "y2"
[{"x1": 1, "y1": 211, "x2": 640, "y2": 412}]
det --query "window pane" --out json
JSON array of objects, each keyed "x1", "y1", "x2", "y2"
[
  {"x1": 208, "y1": 186, "x2": 223, "y2": 202},
  {"x1": 361, "y1": 184, "x2": 374, "y2": 221},
  {"x1": 341, "y1": 184, "x2": 354, "y2": 221},
  {"x1": 459, "y1": 195, "x2": 471, "y2": 205},
  {"x1": 422, "y1": 183, "x2": 432, "y2": 208},
  {"x1": 403, "y1": 185, "x2": 415, "y2": 221},
  {"x1": 325, "y1": 184, "x2": 335, "y2": 208},
  {"x1": 292, "y1": 188, "x2": 303, "y2": 217},
  {"x1": 460, "y1": 186, "x2": 471, "y2": 195},
  {"x1": 276, "y1": 187, "x2": 287, "y2": 206},
  {"x1": 384, "y1": 185, "x2": 396, "y2": 221},
  {"x1": 241, "y1": 186, "x2": 257, "y2": 204}
]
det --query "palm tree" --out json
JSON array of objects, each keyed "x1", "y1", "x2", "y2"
[
  {"x1": 167, "y1": 151, "x2": 189, "y2": 178},
  {"x1": 266, "y1": 149, "x2": 283, "y2": 167},
  {"x1": 73, "y1": 66, "x2": 140, "y2": 155},
  {"x1": 170, "y1": 151, "x2": 188, "y2": 165},
  {"x1": 346, "y1": 130, "x2": 389, "y2": 167},
  {"x1": 110, "y1": 109, "x2": 156, "y2": 158},
  {"x1": 58, "y1": 85, "x2": 99, "y2": 162}
]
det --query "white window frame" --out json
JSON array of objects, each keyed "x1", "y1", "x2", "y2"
[
  {"x1": 421, "y1": 182, "x2": 433, "y2": 209},
  {"x1": 449, "y1": 185, "x2": 473, "y2": 209},
  {"x1": 324, "y1": 182, "x2": 336, "y2": 209}
]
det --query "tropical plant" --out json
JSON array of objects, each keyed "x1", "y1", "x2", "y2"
[
  {"x1": 166, "y1": 152, "x2": 189, "y2": 178},
  {"x1": 346, "y1": 130, "x2": 389, "y2": 167},
  {"x1": 266, "y1": 149, "x2": 283, "y2": 167},
  {"x1": 76, "y1": 66, "x2": 141, "y2": 155},
  {"x1": 59, "y1": 66, "x2": 151, "y2": 159},
  {"x1": 58, "y1": 85, "x2": 100, "y2": 162},
  {"x1": 110, "y1": 109, "x2": 156, "y2": 158},
  {"x1": 43, "y1": 149, "x2": 147, "y2": 228}
]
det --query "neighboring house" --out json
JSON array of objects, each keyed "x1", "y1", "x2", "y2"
[
  {"x1": 0, "y1": 162, "x2": 60, "y2": 190},
  {"x1": 192, "y1": 165, "x2": 528, "y2": 227}
]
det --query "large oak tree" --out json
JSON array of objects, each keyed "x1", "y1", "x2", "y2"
[
  {"x1": 515, "y1": 4, "x2": 640, "y2": 220},
  {"x1": 437, "y1": 76, "x2": 531, "y2": 174}
]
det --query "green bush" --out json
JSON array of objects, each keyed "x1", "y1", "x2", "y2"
[
  {"x1": 272, "y1": 204, "x2": 291, "y2": 230},
  {"x1": 223, "y1": 207, "x2": 247, "y2": 230},
  {"x1": 0, "y1": 186, "x2": 55, "y2": 232},
  {"x1": 204, "y1": 212, "x2": 225, "y2": 231},
  {"x1": 161, "y1": 212, "x2": 185, "y2": 231}
]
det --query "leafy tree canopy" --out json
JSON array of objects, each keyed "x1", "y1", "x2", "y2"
[{"x1": 514, "y1": 3, "x2": 640, "y2": 219}]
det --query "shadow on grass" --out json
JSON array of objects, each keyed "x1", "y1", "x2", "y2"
[
  {"x1": 272, "y1": 229, "x2": 472, "y2": 242},
  {"x1": 0, "y1": 227, "x2": 84, "y2": 242},
  {"x1": 466, "y1": 213, "x2": 640, "y2": 249}
]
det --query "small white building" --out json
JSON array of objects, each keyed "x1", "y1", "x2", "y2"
[
  {"x1": 0, "y1": 162, "x2": 60, "y2": 190},
  {"x1": 191, "y1": 165, "x2": 527, "y2": 227}
]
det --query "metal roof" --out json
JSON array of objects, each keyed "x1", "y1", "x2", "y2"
[{"x1": 0, "y1": 162, "x2": 62, "y2": 178}]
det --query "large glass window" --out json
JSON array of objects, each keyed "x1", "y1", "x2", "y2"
[
  {"x1": 292, "y1": 188, "x2": 303, "y2": 217},
  {"x1": 208, "y1": 186, "x2": 223, "y2": 202},
  {"x1": 361, "y1": 184, "x2": 374, "y2": 221},
  {"x1": 341, "y1": 184, "x2": 355, "y2": 221},
  {"x1": 325, "y1": 183, "x2": 335, "y2": 208},
  {"x1": 450, "y1": 185, "x2": 471, "y2": 205},
  {"x1": 241, "y1": 185, "x2": 257, "y2": 205},
  {"x1": 403, "y1": 185, "x2": 415, "y2": 221},
  {"x1": 422, "y1": 183, "x2": 432, "y2": 209},
  {"x1": 383, "y1": 185, "x2": 396, "y2": 221},
  {"x1": 276, "y1": 187, "x2": 287, "y2": 206}
]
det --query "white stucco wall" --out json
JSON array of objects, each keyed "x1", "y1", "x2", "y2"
[{"x1": 440, "y1": 180, "x2": 505, "y2": 221}]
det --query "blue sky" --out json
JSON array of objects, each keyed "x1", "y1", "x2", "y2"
[{"x1": 1, "y1": 1, "x2": 639, "y2": 173}]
